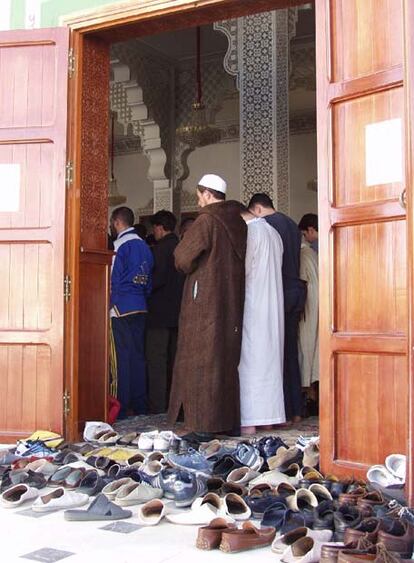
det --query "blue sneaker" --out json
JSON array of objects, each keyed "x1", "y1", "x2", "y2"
[
  {"x1": 235, "y1": 443, "x2": 262, "y2": 470},
  {"x1": 167, "y1": 448, "x2": 214, "y2": 476}
]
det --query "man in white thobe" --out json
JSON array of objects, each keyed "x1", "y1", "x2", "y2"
[
  {"x1": 238, "y1": 206, "x2": 286, "y2": 434},
  {"x1": 299, "y1": 242, "x2": 319, "y2": 388}
]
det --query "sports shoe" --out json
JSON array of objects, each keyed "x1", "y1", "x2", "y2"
[
  {"x1": 153, "y1": 431, "x2": 179, "y2": 452},
  {"x1": 234, "y1": 443, "x2": 263, "y2": 470},
  {"x1": 137, "y1": 431, "x2": 158, "y2": 452},
  {"x1": 15, "y1": 440, "x2": 57, "y2": 459},
  {"x1": 167, "y1": 471, "x2": 208, "y2": 508},
  {"x1": 256, "y1": 436, "x2": 288, "y2": 460},
  {"x1": 168, "y1": 448, "x2": 214, "y2": 476}
]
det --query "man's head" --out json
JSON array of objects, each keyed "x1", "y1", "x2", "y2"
[
  {"x1": 239, "y1": 203, "x2": 255, "y2": 223},
  {"x1": 110, "y1": 206, "x2": 134, "y2": 237},
  {"x1": 248, "y1": 193, "x2": 275, "y2": 217},
  {"x1": 298, "y1": 213, "x2": 318, "y2": 243},
  {"x1": 196, "y1": 174, "x2": 227, "y2": 208},
  {"x1": 150, "y1": 210, "x2": 177, "y2": 241}
]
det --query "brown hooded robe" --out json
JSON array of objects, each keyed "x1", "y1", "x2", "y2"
[{"x1": 168, "y1": 200, "x2": 247, "y2": 433}]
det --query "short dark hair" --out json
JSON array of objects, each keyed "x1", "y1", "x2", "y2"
[
  {"x1": 298, "y1": 213, "x2": 318, "y2": 232},
  {"x1": 150, "y1": 210, "x2": 177, "y2": 232},
  {"x1": 134, "y1": 223, "x2": 147, "y2": 239},
  {"x1": 197, "y1": 185, "x2": 226, "y2": 201},
  {"x1": 248, "y1": 193, "x2": 275, "y2": 210},
  {"x1": 111, "y1": 206, "x2": 134, "y2": 227}
]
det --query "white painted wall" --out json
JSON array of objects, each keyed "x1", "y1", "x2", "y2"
[
  {"x1": 111, "y1": 153, "x2": 153, "y2": 214},
  {"x1": 289, "y1": 132, "x2": 318, "y2": 223},
  {"x1": 182, "y1": 141, "x2": 241, "y2": 201}
]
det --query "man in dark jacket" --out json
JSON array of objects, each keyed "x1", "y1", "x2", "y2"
[
  {"x1": 248, "y1": 193, "x2": 306, "y2": 423},
  {"x1": 147, "y1": 210, "x2": 184, "y2": 413},
  {"x1": 168, "y1": 174, "x2": 247, "y2": 433}
]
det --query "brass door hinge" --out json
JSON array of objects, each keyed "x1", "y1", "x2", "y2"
[
  {"x1": 63, "y1": 390, "x2": 71, "y2": 417},
  {"x1": 64, "y1": 274, "x2": 72, "y2": 303},
  {"x1": 68, "y1": 48, "x2": 75, "y2": 78},
  {"x1": 65, "y1": 161, "x2": 73, "y2": 187}
]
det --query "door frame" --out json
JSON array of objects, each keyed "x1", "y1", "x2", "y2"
[{"x1": 62, "y1": 0, "x2": 414, "y2": 504}]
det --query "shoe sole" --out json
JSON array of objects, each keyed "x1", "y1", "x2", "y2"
[{"x1": 219, "y1": 540, "x2": 273, "y2": 553}]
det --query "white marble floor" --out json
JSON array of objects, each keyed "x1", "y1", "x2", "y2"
[{"x1": 0, "y1": 498, "x2": 279, "y2": 563}]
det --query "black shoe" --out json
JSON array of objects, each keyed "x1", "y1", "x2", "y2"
[
  {"x1": 181, "y1": 432, "x2": 214, "y2": 443},
  {"x1": 334, "y1": 504, "x2": 363, "y2": 541},
  {"x1": 313, "y1": 499, "x2": 335, "y2": 530},
  {"x1": 212, "y1": 455, "x2": 243, "y2": 480},
  {"x1": 255, "y1": 436, "x2": 288, "y2": 460}
]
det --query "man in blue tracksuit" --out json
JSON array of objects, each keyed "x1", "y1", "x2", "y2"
[{"x1": 110, "y1": 206, "x2": 154, "y2": 419}]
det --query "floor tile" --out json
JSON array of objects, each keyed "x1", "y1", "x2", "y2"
[
  {"x1": 99, "y1": 521, "x2": 142, "y2": 533},
  {"x1": 20, "y1": 548, "x2": 74, "y2": 562}
]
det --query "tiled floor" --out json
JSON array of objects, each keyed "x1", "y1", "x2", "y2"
[{"x1": 1, "y1": 415, "x2": 319, "y2": 563}]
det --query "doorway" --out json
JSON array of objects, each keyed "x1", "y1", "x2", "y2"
[{"x1": 0, "y1": 0, "x2": 412, "y2": 502}]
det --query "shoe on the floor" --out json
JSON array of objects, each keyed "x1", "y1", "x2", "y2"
[
  {"x1": 114, "y1": 482, "x2": 163, "y2": 506},
  {"x1": 23, "y1": 459, "x2": 57, "y2": 475},
  {"x1": 246, "y1": 494, "x2": 285, "y2": 519},
  {"x1": 32, "y1": 488, "x2": 89, "y2": 512},
  {"x1": 153, "y1": 431, "x2": 179, "y2": 452},
  {"x1": 212, "y1": 455, "x2": 243, "y2": 480},
  {"x1": 1, "y1": 484, "x2": 39, "y2": 508},
  {"x1": 281, "y1": 536, "x2": 329, "y2": 563},
  {"x1": 312, "y1": 499, "x2": 335, "y2": 531},
  {"x1": 83, "y1": 421, "x2": 113, "y2": 442},
  {"x1": 139, "y1": 460, "x2": 163, "y2": 477},
  {"x1": 268, "y1": 446, "x2": 303, "y2": 471},
  {"x1": 334, "y1": 504, "x2": 363, "y2": 542},
  {"x1": 171, "y1": 471, "x2": 208, "y2": 508},
  {"x1": 138, "y1": 431, "x2": 159, "y2": 452},
  {"x1": 309, "y1": 483, "x2": 333, "y2": 503},
  {"x1": 286, "y1": 488, "x2": 318, "y2": 512},
  {"x1": 303, "y1": 440, "x2": 320, "y2": 469},
  {"x1": 272, "y1": 527, "x2": 333, "y2": 554},
  {"x1": 102, "y1": 477, "x2": 136, "y2": 500},
  {"x1": 137, "y1": 498, "x2": 166, "y2": 525},
  {"x1": 248, "y1": 468, "x2": 296, "y2": 489},
  {"x1": 367, "y1": 465, "x2": 404, "y2": 488},
  {"x1": 166, "y1": 497, "x2": 233, "y2": 525},
  {"x1": 219, "y1": 521, "x2": 276, "y2": 553},
  {"x1": 77, "y1": 471, "x2": 105, "y2": 496},
  {"x1": 385, "y1": 454, "x2": 406, "y2": 482},
  {"x1": 343, "y1": 517, "x2": 381, "y2": 545},
  {"x1": 357, "y1": 491, "x2": 386, "y2": 517},
  {"x1": 64, "y1": 493, "x2": 131, "y2": 521},
  {"x1": 377, "y1": 519, "x2": 414, "y2": 557},
  {"x1": 256, "y1": 436, "x2": 288, "y2": 460},
  {"x1": 234, "y1": 443, "x2": 263, "y2": 471},
  {"x1": 168, "y1": 448, "x2": 214, "y2": 476},
  {"x1": 196, "y1": 517, "x2": 237, "y2": 550},
  {"x1": 223, "y1": 493, "x2": 251, "y2": 521},
  {"x1": 226, "y1": 466, "x2": 260, "y2": 485},
  {"x1": 1, "y1": 469, "x2": 46, "y2": 493}
]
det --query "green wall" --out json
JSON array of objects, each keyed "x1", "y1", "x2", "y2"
[{"x1": 9, "y1": 0, "x2": 126, "y2": 29}]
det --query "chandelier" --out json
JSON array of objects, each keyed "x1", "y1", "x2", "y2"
[
  {"x1": 176, "y1": 27, "x2": 222, "y2": 148},
  {"x1": 108, "y1": 111, "x2": 127, "y2": 207}
]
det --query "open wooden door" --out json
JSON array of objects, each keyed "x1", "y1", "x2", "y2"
[
  {"x1": 317, "y1": 0, "x2": 408, "y2": 479},
  {"x1": 0, "y1": 28, "x2": 69, "y2": 441}
]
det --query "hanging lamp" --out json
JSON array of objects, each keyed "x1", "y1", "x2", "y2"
[
  {"x1": 108, "y1": 111, "x2": 127, "y2": 206},
  {"x1": 176, "y1": 27, "x2": 222, "y2": 148}
]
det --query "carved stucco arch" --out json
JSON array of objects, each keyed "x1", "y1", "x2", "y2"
[{"x1": 110, "y1": 59, "x2": 170, "y2": 204}]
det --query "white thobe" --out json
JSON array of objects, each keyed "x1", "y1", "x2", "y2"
[
  {"x1": 299, "y1": 243, "x2": 319, "y2": 387},
  {"x1": 238, "y1": 217, "x2": 286, "y2": 426}
]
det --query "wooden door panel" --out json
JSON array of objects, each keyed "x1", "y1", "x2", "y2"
[
  {"x1": 0, "y1": 28, "x2": 69, "y2": 441},
  {"x1": 334, "y1": 88, "x2": 404, "y2": 206},
  {"x1": 317, "y1": 0, "x2": 407, "y2": 478},
  {"x1": 335, "y1": 221, "x2": 407, "y2": 333},
  {"x1": 331, "y1": 0, "x2": 403, "y2": 81},
  {"x1": 334, "y1": 353, "x2": 408, "y2": 465}
]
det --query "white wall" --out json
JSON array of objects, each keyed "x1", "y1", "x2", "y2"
[
  {"x1": 111, "y1": 153, "x2": 153, "y2": 214},
  {"x1": 182, "y1": 141, "x2": 241, "y2": 201},
  {"x1": 289, "y1": 132, "x2": 318, "y2": 223}
]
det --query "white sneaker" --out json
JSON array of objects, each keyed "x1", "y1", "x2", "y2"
[
  {"x1": 138, "y1": 431, "x2": 159, "y2": 452},
  {"x1": 32, "y1": 488, "x2": 89, "y2": 512},
  {"x1": 1, "y1": 484, "x2": 39, "y2": 508},
  {"x1": 385, "y1": 454, "x2": 406, "y2": 482},
  {"x1": 153, "y1": 431, "x2": 178, "y2": 452},
  {"x1": 272, "y1": 527, "x2": 333, "y2": 554},
  {"x1": 137, "y1": 499, "x2": 166, "y2": 525}
]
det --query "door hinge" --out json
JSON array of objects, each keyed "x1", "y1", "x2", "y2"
[
  {"x1": 65, "y1": 161, "x2": 73, "y2": 187},
  {"x1": 63, "y1": 390, "x2": 71, "y2": 417},
  {"x1": 68, "y1": 48, "x2": 75, "y2": 78},
  {"x1": 64, "y1": 274, "x2": 72, "y2": 303}
]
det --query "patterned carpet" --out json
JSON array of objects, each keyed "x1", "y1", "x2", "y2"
[{"x1": 114, "y1": 414, "x2": 319, "y2": 446}]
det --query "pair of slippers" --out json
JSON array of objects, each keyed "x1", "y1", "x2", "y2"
[{"x1": 367, "y1": 454, "x2": 406, "y2": 488}]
